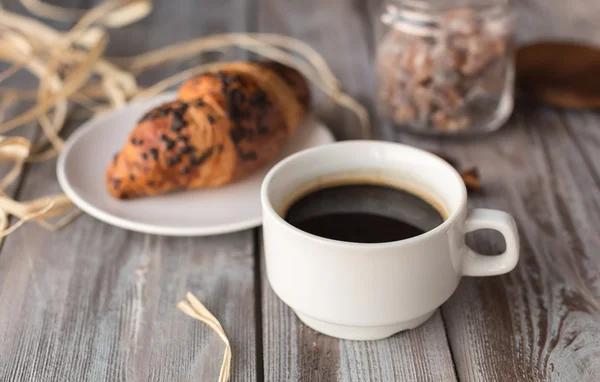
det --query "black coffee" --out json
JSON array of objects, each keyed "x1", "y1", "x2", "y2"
[{"x1": 284, "y1": 183, "x2": 444, "y2": 243}]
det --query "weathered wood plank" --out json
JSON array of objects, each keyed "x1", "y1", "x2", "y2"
[
  {"x1": 258, "y1": 1, "x2": 457, "y2": 380},
  {"x1": 379, "y1": 108, "x2": 600, "y2": 378},
  {"x1": 0, "y1": 217, "x2": 256, "y2": 381},
  {"x1": 561, "y1": 112, "x2": 600, "y2": 182},
  {"x1": 432, "y1": 106, "x2": 600, "y2": 381},
  {"x1": 0, "y1": 0, "x2": 259, "y2": 381}
]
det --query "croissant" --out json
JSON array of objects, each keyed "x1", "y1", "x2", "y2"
[{"x1": 105, "y1": 61, "x2": 310, "y2": 199}]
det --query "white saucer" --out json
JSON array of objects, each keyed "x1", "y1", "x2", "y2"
[{"x1": 57, "y1": 93, "x2": 335, "y2": 236}]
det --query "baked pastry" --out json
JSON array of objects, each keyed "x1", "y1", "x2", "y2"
[{"x1": 105, "y1": 61, "x2": 310, "y2": 199}]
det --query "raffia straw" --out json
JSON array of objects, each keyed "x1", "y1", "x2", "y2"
[
  {"x1": 20, "y1": 0, "x2": 88, "y2": 22},
  {"x1": 0, "y1": 34, "x2": 108, "y2": 131},
  {"x1": 0, "y1": 198, "x2": 55, "y2": 237},
  {"x1": 21, "y1": 0, "x2": 152, "y2": 28},
  {"x1": 0, "y1": 92, "x2": 19, "y2": 123},
  {"x1": 177, "y1": 292, "x2": 232, "y2": 382},
  {"x1": 0, "y1": 6, "x2": 137, "y2": 106},
  {"x1": 0, "y1": 135, "x2": 78, "y2": 237},
  {"x1": 0, "y1": 136, "x2": 31, "y2": 190},
  {"x1": 0, "y1": 193, "x2": 78, "y2": 237}
]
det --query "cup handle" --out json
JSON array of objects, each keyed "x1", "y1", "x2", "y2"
[{"x1": 462, "y1": 208, "x2": 520, "y2": 277}]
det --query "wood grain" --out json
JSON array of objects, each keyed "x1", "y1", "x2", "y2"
[
  {"x1": 432, "y1": 106, "x2": 600, "y2": 382},
  {"x1": 0, "y1": 0, "x2": 259, "y2": 381},
  {"x1": 560, "y1": 111, "x2": 600, "y2": 181},
  {"x1": 0, "y1": 218, "x2": 256, "y2": 381}
]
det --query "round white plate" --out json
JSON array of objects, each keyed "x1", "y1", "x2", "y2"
[{"x1": 57, "y1": 93, "x2": 335, "y2": 236}]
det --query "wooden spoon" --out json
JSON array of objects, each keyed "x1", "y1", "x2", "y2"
[{"x1": 516, "y1": 41, "x2": 600, "y2": 109}]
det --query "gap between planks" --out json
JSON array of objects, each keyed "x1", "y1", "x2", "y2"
[{"x1": 252, "y1": 228, "x2": 265, "y2": 382}]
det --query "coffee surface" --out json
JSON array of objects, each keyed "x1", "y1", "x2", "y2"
[{"x1": 284, "y1": 183, "x2": 444, "y2": 243}]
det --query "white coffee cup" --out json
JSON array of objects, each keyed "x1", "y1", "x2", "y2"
[{"x1": 261, "y1": 140, "x2": 519, "y2": 340}]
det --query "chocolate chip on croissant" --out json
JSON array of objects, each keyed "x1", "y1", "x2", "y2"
[{"x1": 105, "y1": 61, "x2": 310, "y2": 199}]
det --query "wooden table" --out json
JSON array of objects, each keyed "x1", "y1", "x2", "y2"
[{"x1": 2, "y1": 0, "x2": 600, "y2": 381}]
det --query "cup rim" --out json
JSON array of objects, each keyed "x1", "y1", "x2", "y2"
[{"x1": 261, "y1": 140, "x2": 467, "y2": 249}]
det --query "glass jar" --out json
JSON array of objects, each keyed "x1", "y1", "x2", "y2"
[{"x1": 376, "y1": 0, "x2": 514, "y2": 135}]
